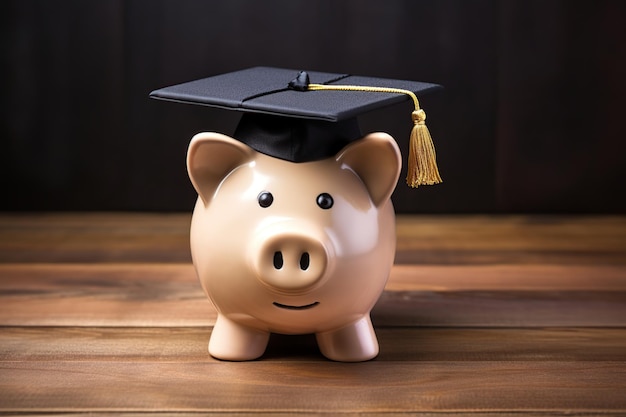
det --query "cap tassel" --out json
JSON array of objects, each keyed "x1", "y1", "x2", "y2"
[
  {"x1": 300, "y1": 76, "x2": 442, "y2": 188},
  {"x1": 407, "y1": 109, "x2": 442, "y2": 188}
]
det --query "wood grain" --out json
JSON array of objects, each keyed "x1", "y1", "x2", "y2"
[
  {"x1": 0, "y1": 213, "x2": 624, "y2": 415},
  {"x1": 2, "y1": 214, "x2": 624, "y2": 264},
  {"x1": 0, "y1": 212, "x2": 192, "y2": 263},
  {"x1": 1, "y1": 327, "x2": 624, "y2": 362},
  {"x1": 395, "y1": 215, "x2": 626, "y2": 265},
  {"x1": 1, "y1": 361, "x2": 624, "y2": 413},
  {"x1": 1, "y1": 263, "x2": 624, "y2": 327}
]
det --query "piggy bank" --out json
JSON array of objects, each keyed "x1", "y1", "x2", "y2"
[{"x1": 187, "y1": 130, "x2": 401, "y2": 362}]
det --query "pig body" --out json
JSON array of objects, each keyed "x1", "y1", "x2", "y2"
[{"x1": 187, "y1": 131, "x2": 401, "y2": 361}]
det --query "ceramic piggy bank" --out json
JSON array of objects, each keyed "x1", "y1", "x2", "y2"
[
  {"x1": 150, "y1": 67, "x2": 442, "y2": 361},
  {"x1": 187, "y1": 131, "x2": 401, "y2": 362}
]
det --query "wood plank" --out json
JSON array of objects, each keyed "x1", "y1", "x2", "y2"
[
  {"x1": 1, "y1": 263, "x2": 625, "y2": 327},
  {"x1": 0, "y1": 212, "x2": 192, "y2": 263},
  {"x1": 0, "y1": 361, "x2": 624, "y2": 413},
  {"x1": 8, "y1": 414, "x2": 619, "y2": 417},
  {"x1": 1, "y1": 214, "x2": 624, "y2": 265},
  {"x1": 1, "y1": 263, "x2": 624, "y2": 327},
  {"x1": 395, "y1": 215, "x2": 626, "y2": 265},
  {"x1": 1, "y1": 414, "x2": 617, "y2": 417},
  {"x1": 0, "y1": 290, "x2": 623, "y2": 328},
  {"x1": 4, "y1": 263, "x2": 624, "y2": 295},
  {"x1": 394, "y1": 248, "x2": 626, "y2": 265},
  {"x1": 1, "y1": 327, "x2": 625, "y2": 363},
  {"x1": 0, "y1": 263, "x2": 215, "y2": 327},
  {"x1": 395, "y1": 215, "x2": 626, "y2": 252},
  {"x1": 6, "y1": 412, "x2": 626, "y2": 417},
  {"x1": 2, "y1": 410, "x2": 604, "y2": 417},
  {"x1": 374, "y1": 290, "x2": 626, "y2": 327},
  {"x1": 388, "y1": 264, "x2": 626, "y2": 291}
]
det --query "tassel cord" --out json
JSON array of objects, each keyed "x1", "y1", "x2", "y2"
[
  {"x1": 307, "y1": 84, "x2": 422, "y2": 112},
  {"x1": 307, "y1": 83, "x2": 442, "y2": 188}
]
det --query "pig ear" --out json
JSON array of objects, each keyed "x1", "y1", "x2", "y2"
[
  {"x1": 187, "y1": 132, "x2": 255, "y2": 206},
  {"x1": 336, "y1": 132, "x2": 401, "y2": 207}
]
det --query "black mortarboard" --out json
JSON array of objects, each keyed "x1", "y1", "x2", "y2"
[{"x1": 150, "y1": 67, "x2": 442, "y2": 187}]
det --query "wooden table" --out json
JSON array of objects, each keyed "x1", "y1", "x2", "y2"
[{"x1": 1, "y1": 213, "x2": 625, "y2": 415}]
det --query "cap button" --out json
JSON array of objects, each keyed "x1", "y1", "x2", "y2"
[{"x1": 288, "y1": 71, "x2": 311, "y2": 91}]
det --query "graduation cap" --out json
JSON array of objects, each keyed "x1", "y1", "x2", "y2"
[{"x1": 150, "y1": 66, "x2": 442, "y2": 188}]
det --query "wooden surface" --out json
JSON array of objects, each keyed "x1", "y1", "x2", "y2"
[{"x1": 0, "y1": 213, "x2": 625, "y2": 415}]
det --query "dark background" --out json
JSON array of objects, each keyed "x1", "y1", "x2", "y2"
[{"x1": 2, "y1": 0, "x2": 625, "y2": 213}]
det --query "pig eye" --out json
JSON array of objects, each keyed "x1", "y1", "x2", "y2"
[
  {"x1": 257, "y1": 191, "x2": 274, "y2": 208},
  {"x1": 316, "y1": 193, "x2": 334, "y2": 209}
]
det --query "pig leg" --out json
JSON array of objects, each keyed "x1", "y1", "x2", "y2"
[
  {"x1": 208, "y1": 314, "x2": 270, "y2": 361},
  {"x1": 315, "y1": 315, "x2": 379, "y2": 362}
]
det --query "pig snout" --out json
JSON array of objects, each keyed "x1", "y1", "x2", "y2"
[{"x1": 250, "y1": 227, "x2": 332, "y2": 293}]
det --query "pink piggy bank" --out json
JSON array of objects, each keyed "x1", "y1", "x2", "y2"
[{"x1": 187, "y1": 130, "x2": 401, "y2": 362}]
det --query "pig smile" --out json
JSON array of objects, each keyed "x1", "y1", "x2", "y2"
[{"x1": 273, "y1": 301, "x2": 320, "y2": 310}]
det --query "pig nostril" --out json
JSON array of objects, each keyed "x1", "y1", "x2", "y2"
[
  {"x1": 299, "y1": 252, "x2": 310, "y2": 270},
  {"x1": 273, "y1": 251, "x2": 283, "y2": 269}
]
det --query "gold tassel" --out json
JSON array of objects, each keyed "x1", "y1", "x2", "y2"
[
  {"x1": 305, "y1": 82, "x2": 442, "y2": 188},
  {"x1": 407, "y1": 109, "x2": 442, "y2": 188}
]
